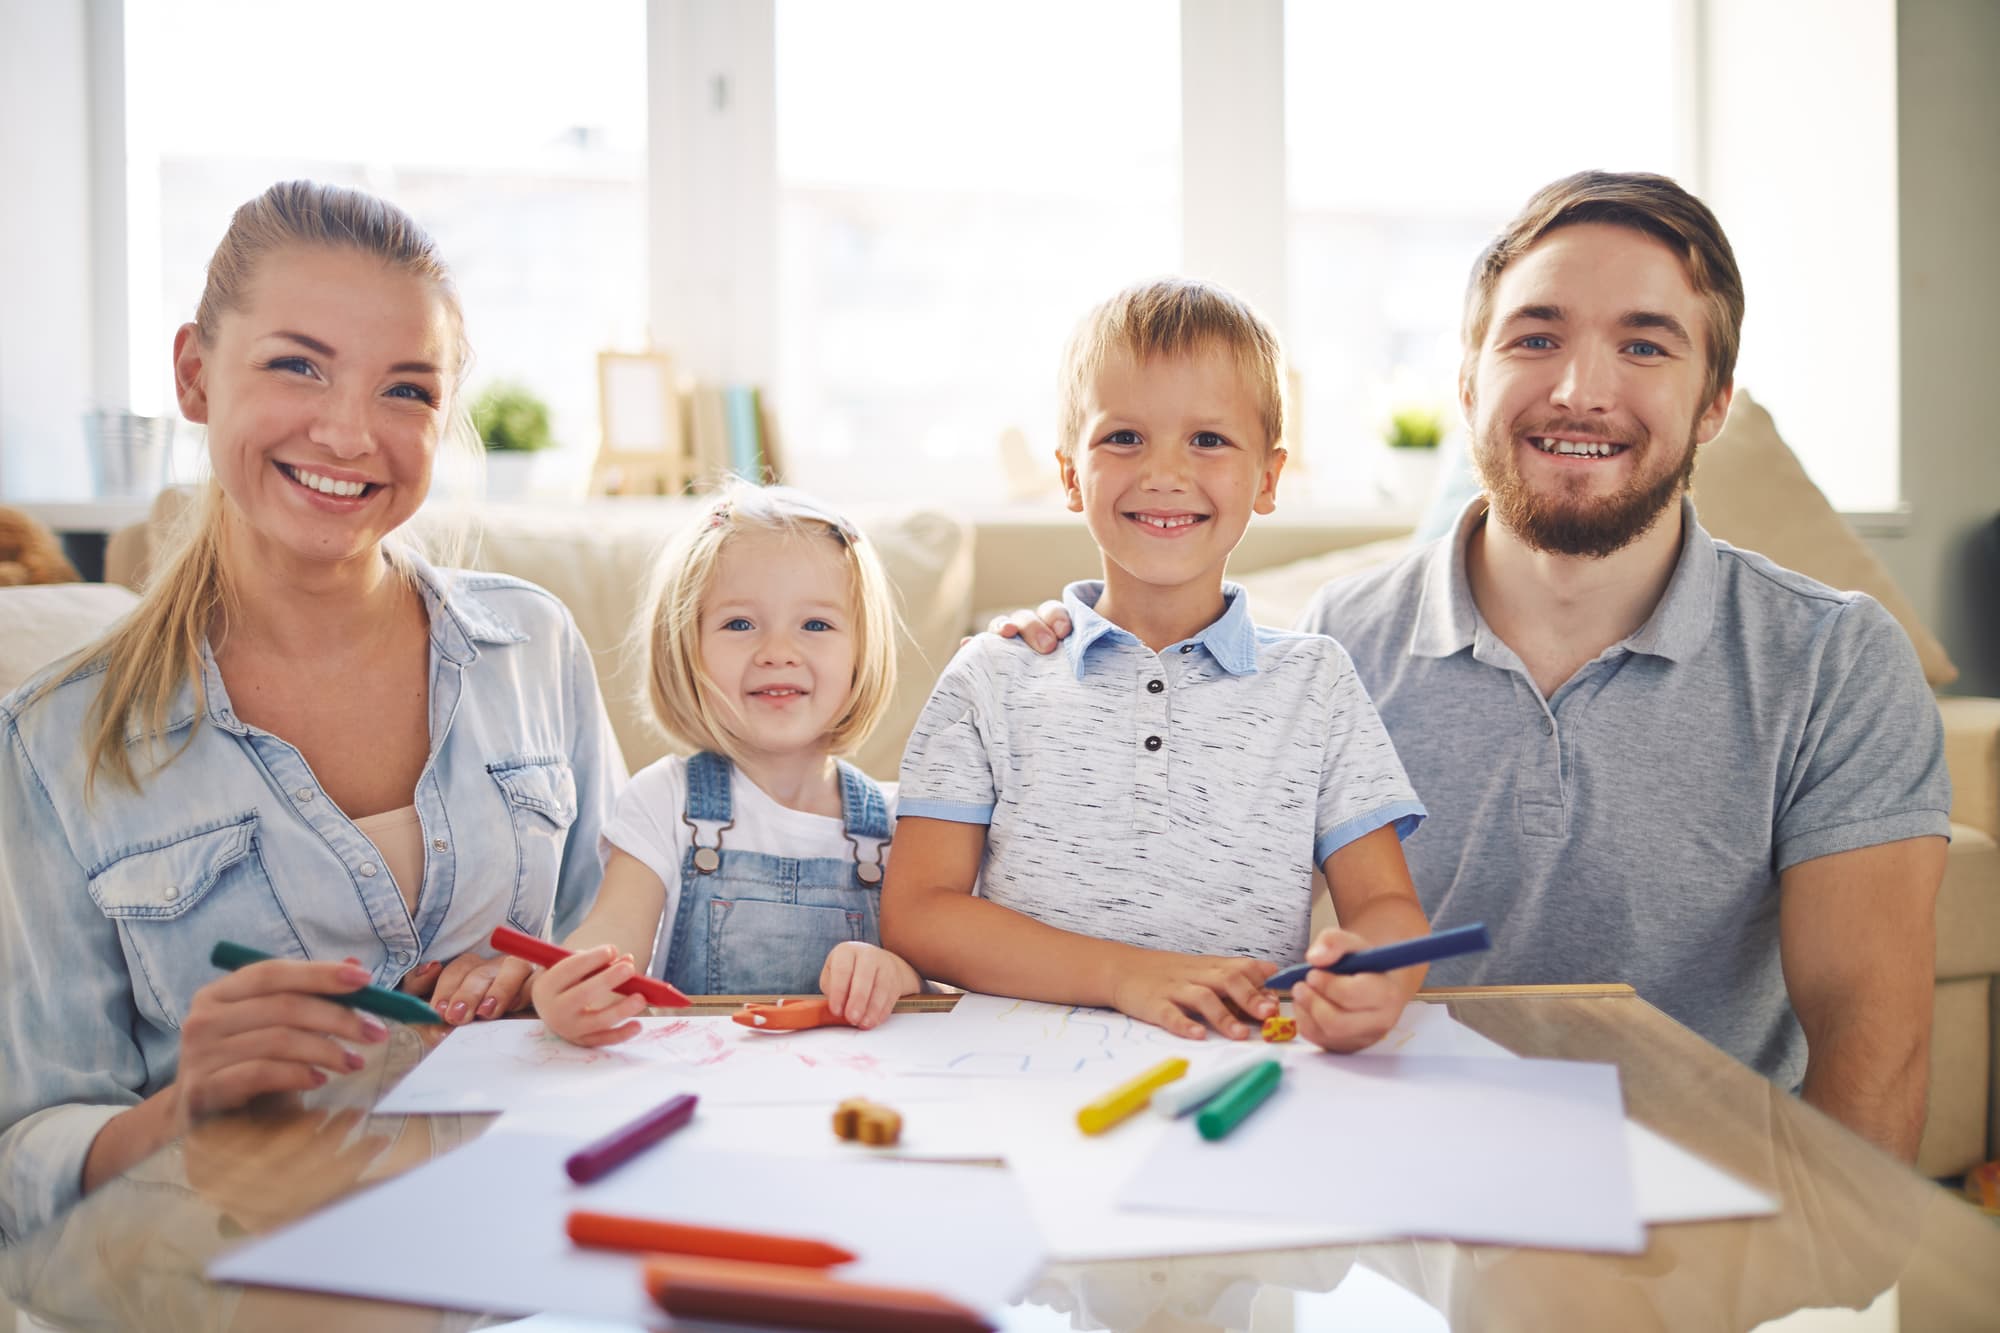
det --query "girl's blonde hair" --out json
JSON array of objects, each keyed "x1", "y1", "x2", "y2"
[
  {"x1": 61, "y1": 180, "x2": 474, "y2": 795},
  {"x1": 642, "y1": 483, "x2": 898, "y2": 763}
]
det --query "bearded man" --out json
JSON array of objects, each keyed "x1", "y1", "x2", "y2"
[{"x1": 1294, "y1": 172, "x2": 1948, "y2": 1161}]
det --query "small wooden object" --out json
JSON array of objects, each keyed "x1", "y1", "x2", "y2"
[
  {"x1": 1260, "y1": 1014, "x2": 1298, "y2": 1043},
  {"x1": 831, "y1": 1098, "x2": 902, "y2": 1146}
]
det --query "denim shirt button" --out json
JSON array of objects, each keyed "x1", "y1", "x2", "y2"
[
  {"x1": 392, "y1": 951, "x2": 412, "y2": 968},
  {"x1": 431, "y1": 838, "x2": 448, "y2": 853},
  {"x1": 294, "y1": 787, "x2": 315, "y2": 803},
  {"x1": 162, "y1": 885, "x2": 179, "y2": 901},
  {"x1": 359, "y1": 862, "x2": 379, "y2": 878}
]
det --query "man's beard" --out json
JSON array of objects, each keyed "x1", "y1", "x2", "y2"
[{"x1": 1473, "y1": 418, "x2": 1696, "y2": 560}]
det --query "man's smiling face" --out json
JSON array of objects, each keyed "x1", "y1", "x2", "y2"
[{"x1": 1463, "y1": 221, "x2": 1733, "y2": 558}]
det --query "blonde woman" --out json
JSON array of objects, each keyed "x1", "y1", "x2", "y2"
[{"x1": 0, "y1": 182, "x2": 622, "y2": 1241}]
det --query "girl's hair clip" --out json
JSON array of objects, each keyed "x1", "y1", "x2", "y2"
[{"x1": 707, "y1": 504, "x2": 730, "y2": 529}]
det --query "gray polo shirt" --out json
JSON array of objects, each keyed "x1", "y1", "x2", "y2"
[
  {"x1": 900, "y1": 581, "x2": 1425, "y2": 961},
  {"x1": 1299, "y1": 497, "x2": 1951, "y2": 1089}
]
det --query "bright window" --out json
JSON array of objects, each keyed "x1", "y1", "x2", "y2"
[{"x1": 773, "y1": 0, "x2": 1180, "y2": 505}]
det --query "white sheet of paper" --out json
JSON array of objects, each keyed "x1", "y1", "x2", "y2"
[
  {"x1": 208, "y1": 1132, "x2": 1044, "y2": 1324},
  {"x1": 1117, "y1": 1053, "x2": 1644, "y2": 1253}
]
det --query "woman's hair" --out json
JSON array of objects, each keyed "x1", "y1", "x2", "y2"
[
  {"x1": 641, "y1": 482, "x2": 898, "y2": 763},
  {"x1": 64, "y1": 180, "x2": 473, "y2": 795}
]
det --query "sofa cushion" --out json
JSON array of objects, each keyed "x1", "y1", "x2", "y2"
[
  {"x1": 1690, "y1": 390, "x2": 1956, "y2": 687},
  {"x1": 0, "y1": 583, "x2": 140, "y2": 698},
  {"x1": 1937, "y1": 823, "x2": 2000, "y2": 981},
  {"x1": 1230, "y1": 536, "x2": 1414, "y2": 631}
]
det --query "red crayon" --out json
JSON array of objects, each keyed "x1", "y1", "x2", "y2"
[{"x1": 488, "y1": 925, "x2": 689, "y2": 1008}]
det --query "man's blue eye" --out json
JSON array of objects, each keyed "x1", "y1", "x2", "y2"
[
  {"x1": 1627, "y1": 342, "x2": 1664, "y2": 358},
  {"x1": 803, "y1": 618, "x2": 834, "y2": 632},
  {"x1": 723, "y1": 617, "x2": 753, "y2": 631},
  {"x1": 1519, "y1": 335, "x2": 1555, "y2": 350}
]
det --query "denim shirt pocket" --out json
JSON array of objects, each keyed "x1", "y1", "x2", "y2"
[
  {"x1": 488, "y1": 756, "x2": 578, "y2": 935},
  {"x1": 85, "y1": 814, "x2": 304, "y2": 1031}
]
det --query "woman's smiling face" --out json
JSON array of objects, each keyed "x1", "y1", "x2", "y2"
[{"x1": 174, "y1": 244, "x2": 457, "y2": 572}]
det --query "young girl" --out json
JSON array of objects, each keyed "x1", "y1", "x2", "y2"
[{"x1": 531, "y1": 484, "x2": 921, "y2": 1045}]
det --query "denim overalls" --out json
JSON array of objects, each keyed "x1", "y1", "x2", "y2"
[{"x1": 659, "y1": 752, "x2": 891, "y2": 995}]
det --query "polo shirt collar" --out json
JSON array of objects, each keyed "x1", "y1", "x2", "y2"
[
  {"x1": 1061, "y1": 580, "x2": 1261, "y2": 679},
  {"x1": 1409, "y1": 494, "x2": 1718, "y2": 663}
]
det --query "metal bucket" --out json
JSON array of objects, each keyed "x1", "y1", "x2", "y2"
[{"x1": 84, "y1": 411, "x2": 173, "y2": 498}]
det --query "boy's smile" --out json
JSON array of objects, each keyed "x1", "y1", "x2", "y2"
[{"x1": 1060, "y1": 346, "x2": 1283, "y2": 648}]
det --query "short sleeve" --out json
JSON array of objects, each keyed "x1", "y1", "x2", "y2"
[
  {"x1": 896, "y1": 643, "x2": 1001, "y2": 824},
  {"x1": 1773, "y1": 598, "x2": 1952, "y2": 871},
  {"x1": 601, "y1": 756, "x2": 690, "y2": 904},
  {"x1": 1309, "y1": 642, "x2": 1427, "y2": 865}
]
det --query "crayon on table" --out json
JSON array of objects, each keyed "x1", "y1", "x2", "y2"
[
  {"x1": 1152, "y1": 1050, "x2": 1269, "y2": 1118},
  {"x1": 1264, "y1": 922, "x2": 1493, "y2": 990},
  {"x1": 488, "y1": 925, "x2": 690, "y2": 1007},
  {"x1": 209, "y1": 941, "x2": 442, "y2": 1026},
  {"x1": 562, "y1": 1093, "x2": 698, "y2": 1183},
  {"x1": 1076, "y1": 1057, "x2": 1188, "y2": 1135},
  {"x1": 1195, "y1": 1058, "x2": 1283, "y2": 1141},
  {"x1": 643, "y1": 1255, "x2": 994, "y2": 1333},
  {"x1": 568, "y1": 1208, "x2": 853, "y2": 1267}
]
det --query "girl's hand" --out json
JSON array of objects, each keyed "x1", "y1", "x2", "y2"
[
  {"x1": 528, "y1": 944, "x2": 650, "y2": 1047},
  {"x1": 428, "y1": 950, "x2": 536, "y2": 1025},
  {"x1": 1108, "y1": 952, "x2": 1280, "y2": 1041},
  {"x1": 172, "y1": 958, "x2": 391, "y2": 1126},
  {"x1": 820, "y1": 941, "x2": 920, "y2": 1029},
  {"x1": 1290, "y1": 928, "x2": 1410, "y2": 1052}
]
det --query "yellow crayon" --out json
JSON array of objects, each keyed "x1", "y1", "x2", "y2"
[{"x1": 1076, "y1": 1057, "x2": 1189, "y2": 1135}]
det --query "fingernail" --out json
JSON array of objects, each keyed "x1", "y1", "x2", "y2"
[
  {"x1": 477, "y1": 997, "x2": 498, "y2": 1018},
  {"x1": 344, "y1": 1049, "x2": 366, "y2": 1071},
  {"x1": 344, "y1": 956, "x2": 361, "y2": 965},
  {"x1": 309, "y1": 1069, "x2": 328, "y2": 1087},
  {"x1": 450, "y1": 1001, "x2": 468, "y2": 1022},
  {"x1": 359, "y1": 1014, "x2": 389, "y2": 1039},
  {"x1": 336, "y1": 963, "x2": 371, "y2": 986}
]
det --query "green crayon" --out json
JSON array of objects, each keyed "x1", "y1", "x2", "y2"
[
  {"x1": 1195, "y1": 1059, "x2": 1283, "y2": 1141},
  {"x1": 209, "y1": 940, "x2": 445, "y2": 1025}
]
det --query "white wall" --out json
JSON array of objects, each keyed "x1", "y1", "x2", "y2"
[
  {"x1": 0, "y1": 1, "x2": 98, "y2": 498},
  {"x1": 1872, "y1": 0, "x2": 2000, "y2": 695}
]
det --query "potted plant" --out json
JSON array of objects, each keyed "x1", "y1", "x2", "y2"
[
  {"x1": 470, "y1": 380, "x2": 556, "y2": 499},
  {"x1": 1376, "y1": 403, "x2": 1447, "y2": 509}
]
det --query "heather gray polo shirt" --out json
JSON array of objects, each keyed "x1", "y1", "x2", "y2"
[
  {"x1": 1300, "y1": 497, "x2": 1951, "y2": 1090},
  {"x1": 900, "y1": 581, "x2": 1424, "y2": 962}
]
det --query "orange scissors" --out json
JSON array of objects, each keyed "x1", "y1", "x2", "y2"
[{"x1": 731, "y1": 996, "x2": 851, "y2": 1032}]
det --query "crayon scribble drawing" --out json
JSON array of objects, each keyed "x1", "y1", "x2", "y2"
[{"x1": 929, "y1": 994, "x2": 1208, "y2": 1076}]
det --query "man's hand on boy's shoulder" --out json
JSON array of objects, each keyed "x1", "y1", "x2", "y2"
[{"x1": 982, "y1": 600, "x2": 1072, "y2": 655}]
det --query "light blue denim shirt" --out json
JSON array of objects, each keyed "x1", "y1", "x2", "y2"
[{"x1": 0, "y1": 557, "x2": 624, "y2": 1243}]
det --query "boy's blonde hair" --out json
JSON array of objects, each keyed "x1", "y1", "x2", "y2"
[
  {"x1": 642, "y1": 483, "x2": 898, "y2": 763},
  {"x1": 1056, "y1": 277, "x2": 1286, "y2": 459}
]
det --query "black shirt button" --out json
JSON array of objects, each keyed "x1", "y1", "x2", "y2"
[
  {"x1": 1144, "y1": 735, "x2": 1163, "y2": 751},
  {"x1": 1147, "y1": 679, "x2": 1164, "y2": 694}
]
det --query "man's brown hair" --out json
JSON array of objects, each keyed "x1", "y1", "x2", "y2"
[{"x1": 1461, "y1": 171, "x2": 1745, "y2": 409}]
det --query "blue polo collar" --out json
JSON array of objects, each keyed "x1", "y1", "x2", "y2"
[{"x1": 1060, "y1": 580, "x2": 1261, "y2": 679}]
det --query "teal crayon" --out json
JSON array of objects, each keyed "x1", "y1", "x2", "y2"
[
  {"x1": 210, "y1": 940, "x2": 445, "y2": 1025},
  {"x1": 1195, "y1": 1059, "x2": 1282, "y2": 1141}
]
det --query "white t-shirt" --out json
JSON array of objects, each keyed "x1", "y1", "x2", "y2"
[{"x1": 601, "y1": 755, "x2": 898, "y2": 973}]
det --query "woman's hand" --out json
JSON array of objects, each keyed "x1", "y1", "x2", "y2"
[
  {"x1": 529, "y1": 944, "x2": 650, "y2": 1047},
  {"x1": 1108, "y1": 952, "x2": 1280, "y2": 1040},
  {"x1": 820, "y1": 941, "x2": 921, "y2": 1029},
  {"x1": 424, "y1": 950, "x2": 536, "y2": 1025},
  {"x1": 172, "y1": 958, "x2": 390, "y2": 1127},
  {"x1": 1290, "y1": 928, "x2": 1409, "y2": 1052}
]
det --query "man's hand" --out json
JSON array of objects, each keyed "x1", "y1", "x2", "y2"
[
  {"x1": 1108, "y1": 952, "x2": 1280, "y2": 1040},
  {"x1": 1289, "y1": 928, "x2": 1408, "y2": 1052},
  {"x1": 820, "y1": 941, "x2": 922, "y2": 1029},
  {"x1": 984, "y1": 600, "x2": 1072, "y2": 655}
]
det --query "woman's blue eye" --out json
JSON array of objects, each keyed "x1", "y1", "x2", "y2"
[
  {"x1": 1519, "y1": 335, "x2": 1555, "y2": 350},
  {"x1": 722, "y1": 617, "x2": 753, "y2": 631},
  {"x1": 803, "y1": 618, "x2": 834, "y2": 632},
  {"x1": 266, "y1": 356, "x2": 314, "y2": 375},
  {"x1": 387, "y1": 383, "x2": 437, "y2": 404},
  {"x1": 1192, "y1": 432, "x2": 1228, "y2": 449}
]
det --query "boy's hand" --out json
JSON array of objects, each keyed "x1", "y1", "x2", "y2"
[
  {"x1": 528, "y1": 945, "x2": 650, "y2": 1047},
  {"x1": 1290, "y1": 928, "x2": 1411, "y2": 1052},
  {"x1": 1110, "y1": 953, "x2": 1280, "y2": 1040},
  {"x1": 820, "y1": 941, "x2": 921, "y2": 1029},
  {"x1": 985, "y1": 600, "x2": 1072, "y2": 655},
  {"x1": 425, "y1": 949, "x2": 536, "y2": 1025}
]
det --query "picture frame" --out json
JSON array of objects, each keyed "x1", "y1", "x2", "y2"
[{"x1": 593, "y1": 350, "x2": 687, "y2": 495}]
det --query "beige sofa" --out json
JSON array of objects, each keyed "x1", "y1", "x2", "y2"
[{"x1": 7, "y1": 394, "x2": 1991, "y2": 1178}]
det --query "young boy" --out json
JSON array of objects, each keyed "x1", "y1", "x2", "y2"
[{"x1": 880, "y1": 279, "x2": 1431, "y2": 1052}]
